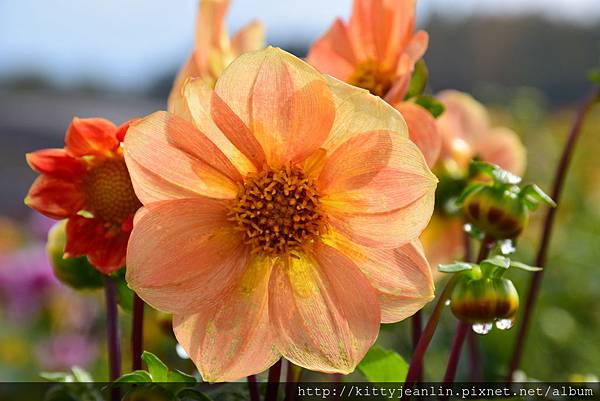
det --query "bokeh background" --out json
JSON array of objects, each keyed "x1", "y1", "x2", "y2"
[{"x1": 1, "y1": 0, "x2": 599, "y2": 382}]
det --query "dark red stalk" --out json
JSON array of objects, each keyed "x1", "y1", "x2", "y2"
[
  {"x1": 265, "y1": 359, "x2": 282, "y2": 401},
  {"x1": 131, "y1": 293, "x2": 144, "y2": 371},
  {"x1": 506, "y1": 87, "x2": 600, "y2": 381},
  {"x1": 248, "y1": 375, "x2": 261, "y2": 401},
  {"x1": 104, "y1": 275, "x2": 121, "y2": 401}
]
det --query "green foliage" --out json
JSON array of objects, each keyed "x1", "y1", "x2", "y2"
[
  {"x1": 411, "y1": 95, "x2": 445, "y2": 118},
  {"x1": 588, "y1": 69, "x2": 600, "y2": 85},
  {"x1": 41, "y1": 367, "x2": 103, "y2": 401},
  {"x1": 46, "y1": 220, "x2": 104, "y2": 290},
  {"x1": 405, "y1": 60, "x2": 429, "y2": 99},
  {"x1": 115, "y1": 352, "x2": 196, "y2": 384},
  {"x1": 358, "y1": 345, "x2": 408, "y2": 382},
  {"x1": 438, "y1": 261, "x2": 474, "y2": 273},
  {"x1": 114, "y1": 267, "x2": 134, "y2": 312}
]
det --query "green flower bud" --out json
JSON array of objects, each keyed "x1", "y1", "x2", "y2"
[
  {"x1": 450, "y1": 272, "x2": 519, "y2": 325},
  {"x1": 463, "y1": 185, "x2": 528, "y2": 240}
]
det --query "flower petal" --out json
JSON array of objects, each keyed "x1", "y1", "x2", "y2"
[
  {"x1": 476, "y1": 127, "x2": 527, "y2": 176},
  {"x1": 269, "y1": 242, "x2": 380, "y2": 374},
  {"x1": 126, "y1": 197, "x2": 249, "y2": 314},
  {"x1": 437, "y1": 90, "x2": 490, "y2": 151},
  {"x1": 173, "y1": 255, "x2": 279, "y2": 382},
  {"x1": 319, "y1": 130, "x2": 437, "y2": 214},
  {"x1": 124, "y1": 111, "x2": 239, "y2": 204},
  {"x1": 65, "y1": 216, "x2": 127, "y2": 274},
  {"x1": 231, "y1": 20, "x2": 265, "y2": 55},
  {"x1": 420, "y1": 214, "x2": 465, "y2": 272},
  {"x1": 26, "y1": 149, "x2": 86, "y2": 180},
  {"x1": 322, "y1": 76, "x2": 407, "y2": 153},
  {"x1": 25, "y1": 176, "x2": 84, "y2": 219},
  {"x1": 324, "y1": 233, "x2": 434, "y2": 323},
  {"x1": 326, "y1": 188, "x2": 436, "y2": 249},
  {"x1": 194, "y1": 0, "x2": 230, "y2": 73},
  {"x1": 215, "y1": 47, "x2": 336, "y2": 165},
  {"x1": 307, "y1": 18, "x2": 357, "y2": 81},
  {"x1": 65, "y1": 117, "x2": 119, "y2": 157},
  {"x1": 395, "y1": 102, "x2": 441, "y2": 167}
]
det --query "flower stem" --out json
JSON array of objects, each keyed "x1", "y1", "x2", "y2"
[
  {"x1": 467, "y1": 331, "x2": 482, "y2": 381},
  {"x1": 410, "y1": 310, "x2": 423, "y2": 383},
  {"x1": 404, "y1": 274, "x2": 460, "y2": 387},
  {"x1": 284, "y1": 361, "x2": 302, "y2": 401},
  {"x1": 265, "y1": 359, "x2": 282, "y2": 401},
  {"x1": 506, "y1": 86, "x2": 600, "y2": 381},
  {"x1": 104, "y1": 275, "x2": 121, "y2": 381},
  {"x1": 248, "y1": 375, "x2": 261, "y2": 401},
  {"x1": 442, "y1": 236, "x2": 495, "y2": 384},
  {"x1": 131, "y1": 293, "x2": 144, "y2": 371},
  {"x1": 443, "y1": 321, "x2": 469, "y2": 384}
]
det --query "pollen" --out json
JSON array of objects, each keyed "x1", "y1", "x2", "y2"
[
  {"x1": 84, "y1": 156, "x2": 142, "y2": 224},
  {"x1": 347, "y1": 59, "x2": 395, "y2": 98},
  {"x1": 229, "y1": 166, "x2": 327, "y2": 257}
]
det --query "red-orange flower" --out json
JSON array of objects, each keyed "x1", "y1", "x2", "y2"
[
  {"x1": 307, "y1": 0, "x2": 440, "y2": 167},
  {"x1": 25, "y1": 118, "x2": 141, "y2": 273},
  {"x1": 167, "y1": 0, "x2": 265, "y2": 108}
]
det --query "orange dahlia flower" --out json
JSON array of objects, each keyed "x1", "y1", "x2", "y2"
[
  {"x1": 26, "y1": 118, "x2": 141, "y2": 273},
  {"x1": 167, "y1": 0, "x2": 265, "y2": 109},
  {"x1": 422, "y1": 90, "x2": 527, "y2": 267},
  {"x1": 307, "y1": 0, "x2": 440, "y2": 167},
  {"x1": 124, "y1": 47, "x2": 437, "y2": 381}
]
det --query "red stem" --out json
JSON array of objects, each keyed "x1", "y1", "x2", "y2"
[
  {"x1": 443, "y1": 321, "x2": 469, "y2": 384},
  {"x1": 265, "y1": 359, "x2": 282, "y2": 401},
  {"x1": 506, "y1": 87, "x2": 599, "y2": 381},
  {"x1": 248, "y1": 375, "x2": 261, "y2": 401},
  {"x1": 104, "y1": 275, "x2": 121, "y2": 381},
  {"x1": 131, "y1": 293, "x2": 144, "y2": 371}
]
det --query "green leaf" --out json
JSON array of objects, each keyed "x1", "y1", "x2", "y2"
[
  {"x1": 412, "y1": 95, "x2": 445, "y2": 118},
  {"x1": 589, "y1": 68, "x2": 600, "y2": 85},
  {"x1": 114, "y1": 370, "x2": 153, "y2": 383},
  {"x1": 470, "y1": 161, "x2": 521, "y2": 184},
  {"x1": 46, "y1": 220, "x2": 104, "y2": 290},
  {"x1": 40, "y1": 372, "x2": 71, "y2": 382},
  {"x1": 113, "y1": 267, "x2": 134, "y2": 312},
  {"x1": 176, "y1": 388, "x2": 214, "y2": 401},
  {"x1": 143, "y1": 351, "x2": 169, "y2": 382},
  {"x1": 509, "y1": 260, "x2": 543, "y2": 272},
  {"x1": 70, "y1": 366, "x2": 93, "y2": 382},
  {"x1": 438, "y1": 262, "x2": 474, "y2": 273},
  {"x1": 456, "y1": 182, "x2": 484, "y2": 204},
  {"x1": 358, "y1": 345, "x2": 408, "y2": 382},
  {"x1": 167, "y1": 370, "x2": 197, "y2": 383},
  {"x1": 520, "y1": 184, "x2": 556, "y2": 210},
  {"x1": 481, "y1": 255, "x2": 510, "y2": 270},
  {"x1": 405, "y1": 60, "x2": 429, "y2": 98}
]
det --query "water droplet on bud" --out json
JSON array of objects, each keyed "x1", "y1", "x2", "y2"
[
  {"x1": 495, "y1": 319, "x2": 514, "y2": 330},
  {"x1": 445, "y1": 299, "x2": 451, "y2": 306},
  {"x1": 472, "y1": 322, "x2": 493, "y2": 335},
  {"x1": 176, "y1": 343, "x2": 190, "y2": 359}
]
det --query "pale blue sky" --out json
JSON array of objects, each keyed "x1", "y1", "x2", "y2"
[{"x1": 1, "y1": 0, "x2": 599, "y2": 91}]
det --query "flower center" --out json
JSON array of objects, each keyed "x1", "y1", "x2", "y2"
[
  {"x1": 347, "y1": 60, "x2": 395, "y2": 97},
  {"x1": 229, "y1": 167, "x2": 327, "y2": 257},
  {"x1": 84, "y1": 156, "x2": 142, "y2": 224}
]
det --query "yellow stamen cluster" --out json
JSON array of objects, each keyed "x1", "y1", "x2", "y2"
[
  {"x1": 229, "y1": 167, "x2": 327, "y2": 257},
  {"x1": 347, "y1": 59, "x2": 395, "y2": 97},
  {"x1": 84, "y1": 156, "x2": 141, "y2": 224}
]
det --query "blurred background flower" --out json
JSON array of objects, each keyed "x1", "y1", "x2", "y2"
[{"x1": 0, "y1": 0, "x2": 599, "y2": 382}]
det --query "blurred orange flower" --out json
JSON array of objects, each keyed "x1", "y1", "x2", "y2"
[
  {"x1": 26, "y1": 118, "x2": 141, "y2": 273},
  {"x1": 422, "y1": 90, "x2": 527, "y2": 267},
  {"x1": 124, "y1": 47, "x2": 437, "y2": 381},
  {"x1": 167, "y1": 0, "x2": 265, "y2": 109},
  {"x1": 307, "y1": 0, "x2": 440, "y2": 167}
]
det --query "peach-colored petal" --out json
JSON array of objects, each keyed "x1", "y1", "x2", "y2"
[
  {"x1": 26, "y1": 149, "x2": 86, "y2": 180},
  {"x1": 476, "y1": 127, "x2": 527, "y2": 176},
  {"x1": 324, "y1": 233, "x2": 434, "y2": 323},
  {"x1": 167, "y1": 55, "x2": 204, "y2": 112},
  {"x1": 124, "y1": 111, "x2": 239, "y2": 204},
  {"x1": 215, "y1": 47, "x2": 336, "y2": 165},
  {"x1": 322, "y1": 76, "x2": 408, "y2": 153},
  {"x1": 176, "y1": 79, "x2": 257, "y2": 175},
  {"x1": 420, "y1": 214, "x2": 465, "y2": 274},
  {"x1": 25, "y1": 175, "x2": 84, "y2": 219},
  {"x1": 437, "y1": 90, "x2": 490, "y2": 149},
  {"x1": 173, "y1": 255, "x2": 279, "y2": 382},
  {"x1": 395, "y1": 102, "x2": 441, "y2": 167},
  {"x1": 231, "y1": 20, "x2": 265, "y2": 55},
  {"x1": 126, "y1": 197, "x2": 249, "y2": 314},
  {"x1": 194, "y1": 0, "x2": 230, "y2": 72},
  {"x1": 319, "y1": 130, "x2": 437, "y2": 214},
  {"x1": 269, "y1": 242, "x2": 380, "y2": 374},
  {"x1": 404, "y1": 30, "x2": 429, "y2": 63},
  {"x1": 307, "y1": 18, "x2": 357, "y2": 81},
  {"x1": 326, "y1": 187, "x2": 436, "y2": 249},
  {"x1": 65, "y1": 117, "x2": 118, "y2": 157},
  {"x1": 249, "y1": 48, "x2": 335, "y2": 165}
]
